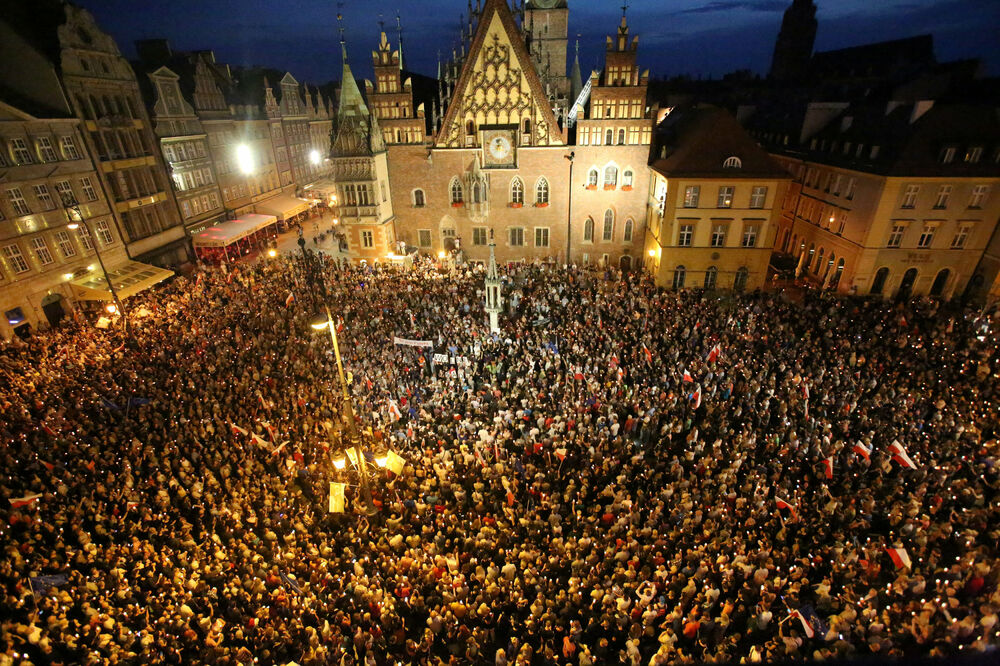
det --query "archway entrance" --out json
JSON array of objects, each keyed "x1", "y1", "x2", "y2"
[
  {"x1": 930, "y1": 269, "x2": 950, "y2": 298},
  {"x1": 619, "y1": 255, "x2": 632, "y2": 271},
  {"x1": 41, "y1": 293, "x2": 66, "y2": 329},
  {"x1": 897, "y1": 268, "x2": 918, "y2": 299}
]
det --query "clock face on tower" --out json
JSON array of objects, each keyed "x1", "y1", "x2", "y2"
[{"x1": 481, "y1": 126, "x2": 517, "y2": 168}]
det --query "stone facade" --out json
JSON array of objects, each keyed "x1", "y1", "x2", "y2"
[
  {"x1": 57, "y1": 5, "x2": 187, "y2": 266},
  {"x1": 0, "y1": 107, "x2": 127, "y2": 339}
]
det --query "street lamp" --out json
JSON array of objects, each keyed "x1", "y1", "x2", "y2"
[
  {"x1": 309, "y1": 305, "x2": 377, "y2": 515},
  {"x1": 62, "y1": 194, "x2": 128, "y2": 332},
  {"x1": 235, "y1": 144, "x2": 254, "y2": 175},
  {"x1": 309, "y1": 149, "x2": 321, "y2": 165},
  {"x1": 298, "y1": 234, "x2": 376, "y2": 515}
]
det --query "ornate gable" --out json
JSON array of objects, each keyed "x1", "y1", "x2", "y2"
[{"x1": 436, "y1": 0, "x2": 563, "y2": 148}]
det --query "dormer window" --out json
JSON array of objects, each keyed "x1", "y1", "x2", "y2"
[
  {"x1": 965, "y1": 146, "x2": 983, "y2": 163},
  {"x1": 940, "y1": 146, "x2": 956, "y2": 164},
  {"x1": 723, "y1": 156, "x2": 742, "y2": 169}
]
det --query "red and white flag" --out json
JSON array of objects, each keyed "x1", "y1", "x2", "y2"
[
  {"x1": 229, "y1": 422, "x2": 249, "y2": 438},
  {"x1": 642, "y1": 343, "x2": 652, "y2": 363},
  {"x1": 555, "y1": 448, "x2": 567, "y2": 462},
  {"x1": 802, "y1": 383, "x2": 810, "y2": 399},
  {"x1": 852, "y1": 441, "x2": 871, "y2": 461},
  {"x1": 285, "y1": 291, "x2": 295, "y2": 307},
  {"x1": 886, "y1": 546, "x2": 912, "y2": 569},
  {"x1": 682, "y1": 369, "x2": 694, "y2": 383},
  {"x1": 889, "y1": 440, "x2": 917, "y2": 469},
  {"x1": 821, "y1": 456, "x2": 834, "y2": 479},
  {"x1": 126, "y1": 501, "x2": 139, "y2": 511},
  {"x1": 387, "y1": 400, "x2": 402, "y2": 423},
  {"x1": 39, "y1": 459, "x2": 55, "y2": 472},
  {"x1": 251, "y1": 433, "x2": 270, "y2": 448},
  {"x1": 10, "y1": 493, "x2": 42, "y2": 508},
  {"x1": 41, "y1": 422, "x2": 57, "y2": 437},
  {"x1": 260, "y1": 420, "x2": 277, "y2": 442},
  {"x1": 789, "y1": 610, "x2": 815, "y2": 638},
  {"x1": 707, "y1": 344, "x2": 721, "y2": 364},
  {"x1": 775, "y1": 496, "x2": 798, "y2": 522},
  {"x1": 573, "y1": 369, "x2": 585, "y2": 381},
  {"x1": 271, "y1": 440, "x2": 289, "y2": 456},
  {"x1": 691, "y1": 384, "x2": 702, "y2": 409}
]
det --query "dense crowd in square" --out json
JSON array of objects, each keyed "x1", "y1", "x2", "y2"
[{"x1": 1, "y1": 253, "x2": 998, "y2": 665}]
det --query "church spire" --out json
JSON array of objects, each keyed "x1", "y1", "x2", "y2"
[
  {"x1": 769, "y1": 0, "x2": 817, "y2": 80},
  {"x1": 570, "y1": 35, "x2": 582, "y2": 102},
  {"x1": 396, "y1": 12, "x2": 404, "y2": 71}
]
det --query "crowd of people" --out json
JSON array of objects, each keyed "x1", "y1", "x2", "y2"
[{"x1": 1, "y1": 251, "x2": 998, "y2": 666}]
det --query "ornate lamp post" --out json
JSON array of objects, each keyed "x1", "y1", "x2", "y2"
[
  {"x1": 60, "y1": 193, "x2": 127, "y2": 331},
  {"x1": 299, "y1": 235, "x2": 376, "y2": 515}
]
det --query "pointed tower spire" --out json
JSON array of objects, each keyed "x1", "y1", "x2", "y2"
[
  {"x1": 485, "y1": 228, "x2": 502, "y2": 334},
  {"x1": 396, "y1": 12, "x2": 404, "y2": 71},
  {"x1": 570, "y1": 35, "x2": 583, "y2": 102},
  {"x1": 337, "y1": 3, "x2": 349, "y2": 64}
]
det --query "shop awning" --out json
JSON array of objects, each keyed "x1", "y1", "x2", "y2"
[
  {"x1": 192, "y1": 214, "x2": 277, "y2": 248},
  {"x1": 254, "y1": 194, "x2": 310, "y2": 220},
  {"x1": 70, "y1": 261, "x2": 174, "y2": 301}
]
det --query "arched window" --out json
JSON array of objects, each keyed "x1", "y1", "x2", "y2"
[
  {"x1": 805, "y1": 243, "x2": 815, "y2": 271},
  {"x1": 898, "y1": 268, "x2": 918, "y2": 299},
  {"x1": 465, "y1": 120, "x2": 475, "y2": 135},
  {"x1": 604, "y1": 165, "x2": 618, "y2": 188},
  {"x1": 587, "y1": 169, "x2": 599, "y2": 187},
  {"x1": 930, "y1": 268, "x2": 950, "y2": 297},
  {"x1": 704, "y1": 266, "x2": 718, "y2": 290},
  {"x1": 472, "y1": 179, "x2": 486, "y2": 204},
  {"x1": 623, "y1": 219, "x2": 634, "y2": 242},
  {"x1": 870, "y1": 267, "x2": 889, "y2": 295},
  {"x1": 617, "y1": 129, "x2": 625, "y2": 145},
  {"x1": 723, "y1": 156, "x2": 742, "y2": 169},
  {"x1": 450, "y1": 178, "x2": 463, "y2": 204},
  {"x1": 672, "y1": 265, "x2": 686, "y2": 289},
  {"x1": 831, "y1": 258, "x2": 846, "y2": 288},
  {"x1": 734, "y1": 266, "x2": 749, "y2": 292},
  {"x1": 535, "y1": 177, "x2": 549, "y2": 204},
  {"x1": 816, "y1": 248, "x2": 825, "y2": 274},
  {"x1": 623, "y1": 169, "x2": 633, "y2": 188},
  {"x1": 603, "y1": 209, "x2": 614, "y2": 241},
  {"x1": 583, "y1": 217, "x2": 594, "y2": 242},
  {"x1": 523, "y1": 118, "x2": 531, "y2": 135},
  {"x1": 605, "y1": 129, "x2": 613, "y2": 145},
  {"x1": 510, "y1": 177, "x2": 524, "y2": 205},
  {"x1": 413, "y1": 188, "x2": 425, "y2": 207}
]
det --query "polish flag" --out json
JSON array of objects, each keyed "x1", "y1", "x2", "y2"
[
  {"x1": 126, "y1": 501, "x2": 139, "y2": 511},
  {"x1": 506, "y1": 491, "x2": 515, "y2": 506},
  {"x1": 821, "y1": 456, "x2": 834, "y2": 479},
  {"x1": 690, "y1": 384, "x2": 702, "y2": 410},
  {"x1": 642, "y1": 343, "x2": 652, "y2": 363},
  {"x1": 775, "y1": 496, "x2": 798, "y2": 522},
  {"x1": 260, "y1": 420, "x2": 277, "y2": 441},
  {"x1": 229, "y1": 422, "x2": 249, "y2": 438},
  {"x1": 39, "y1": 460, "x2": 55, "y2": 472},
  {"x1": 852, "y1": 441, "x2": 871, "y2": 461},
  {"x1": 252, "y1": 433, "x2": 270, "y2": 448},
  {"x1": 886, "y1": 546, "x2": 912, "y2": 569},
  {"x1": 285, "y1": 292, "x2": 295, "y2": 307},
  {"x1": 271, "y1": 441, "x2": 289, "y2": 456},
  {"x1": 555, "y1": 448, "x2": 567, "y2": 462},
  {"x1": 41, "y1": 423, "x2": 57, "y2": 437},
  {"x1": 387, "y1": 400, "x2": 402, "y2": 423},
  {"x1": 889, "y1": 440, "x2": 917, "y2": 469},
  {"x1": 682, "y1": 369, "x2": 694, "y2": 383},
  {"x1": 10, "y1": 493, "x2": 42, "y2": 508},
  {"x1": 789, "y1": 610, "x2": 814, "y2": 638},
  {"x1": 707, "y1": 344, "x2": 721, "y2": 364},
  {"x1": 802, "y1": 383, "x2": 810, "y2": 399},
  {"x1": 573, "y1": 369, "x2": 584, "y2": 381}
]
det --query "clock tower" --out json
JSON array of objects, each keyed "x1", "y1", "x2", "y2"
[{"x1": 525, "y1": 0, "x2": 570, "y2": 115}]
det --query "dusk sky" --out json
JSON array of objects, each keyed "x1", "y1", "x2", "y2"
[{"x1": 78, "y1": 0, "x2": 1000, "y2": 85}]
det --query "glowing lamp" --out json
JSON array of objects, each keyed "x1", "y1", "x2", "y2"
[
  {"x1": 267, "y1": 249, "x2": 277, "y2": 258},
  {"x1": 106, "y1": 304, "x2": 118, "y2": 314},
  {"x1": 309, "y1": 149, "x2": 321, "y2": 165},
  {"x1": 235, "y1": 144, "x2": 254, "y2": 175}
]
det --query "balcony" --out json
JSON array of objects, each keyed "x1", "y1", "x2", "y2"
[{"x1": 333, "y1": 204, "x2": 378, "y2": 219}]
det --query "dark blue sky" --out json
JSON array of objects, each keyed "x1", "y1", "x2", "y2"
[{"x1": 79, "y1": 0, "x2": 1000, "y2": 85}]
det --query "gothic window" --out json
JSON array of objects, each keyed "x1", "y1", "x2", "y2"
[
  {"x1": 535, "y1": 177, "x2": 549, "y2": 205},
  {"x1": 523, "y1": 119, "x2": 531, "y2": 135},
  {"x1": 617, "y1": 129, "x2": 625, "y2": 145},
  {"x1": 450, "y1": 178, "x2": 463, "y2": 204},
  {"x1": 623, "y1": 169, "x2": 633, "y2": 188},
  {"x1": 604, "y1": 165, "x2": 618, "y2": 188},
  {"x1": 587, "y1": 169, "x2": 599, "y2": 187},
  {"x1": 623, "y1": 219, "x2": 633, "y2": 242},
  {"x1": 472, "y1": 179, "x2": 487, "y2": 204},
  {"x1": 605, "y1": 129, "x2": 613, "y2": 145},
  {"x1": 510, "y1": 178, "x2": 524, "y2": 205},
  {"x1": 583, "y1": 217, "x2": 594, "y2": 242},
  {"x1": 603, "y1": 209, "x2": 614, "y2": 241}
]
